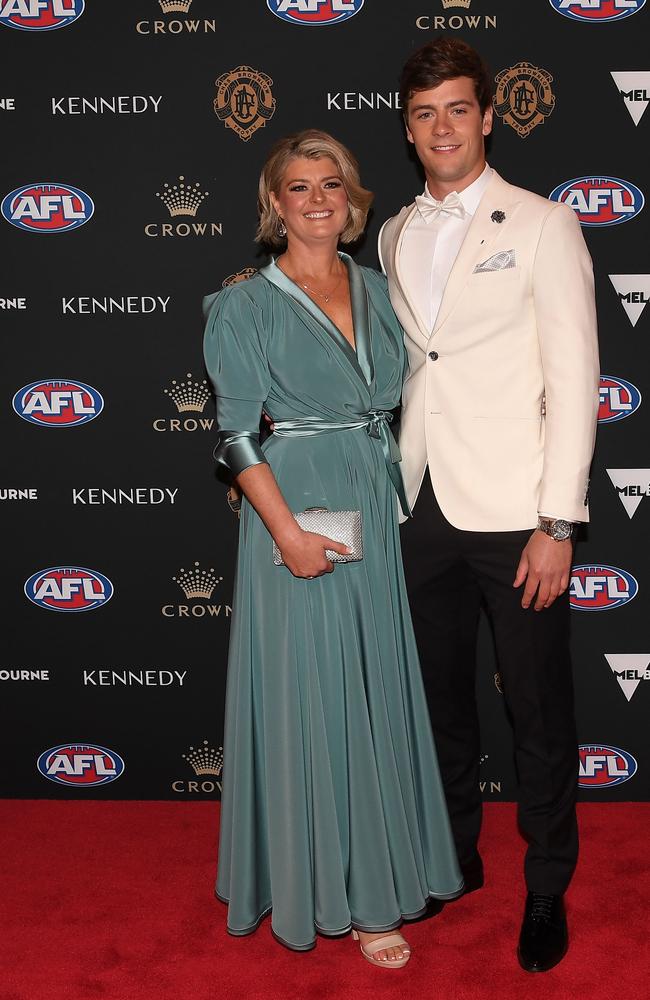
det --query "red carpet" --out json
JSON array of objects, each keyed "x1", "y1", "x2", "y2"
[{"x1": 1, "y1": 801, "x2": 648, "y2": 1000}]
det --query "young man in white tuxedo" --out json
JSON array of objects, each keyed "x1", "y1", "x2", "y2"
[{"x1": 379, "y1": 38, "x2": 599, "y2": 973}]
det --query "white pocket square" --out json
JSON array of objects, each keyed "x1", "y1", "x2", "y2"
[{"x1": 473, "y1": 249, "x2": 516, "y2": 273}]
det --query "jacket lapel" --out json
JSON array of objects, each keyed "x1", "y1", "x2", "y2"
[
  {"x1": 391, "y1": 205, "x2": 431, "y2": 350},
  {"x1": 432, "y1": 171, "x2": 521, "y2": 336}
]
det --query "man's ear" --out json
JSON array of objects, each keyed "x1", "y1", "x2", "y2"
[
  {"x1": 482, "y1": 105, "x2": 493, "y2": 137},
  {"x1": 404, "y1": 114, "x2": 415, "y2": 145}
]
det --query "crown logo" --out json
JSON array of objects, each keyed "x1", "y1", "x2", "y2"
[
  {"x1": 159, "y1": 0, "x2": 193, "y2": 13},
  {"x1": 156, "y1": 176, "x2": 208, "y2": 218},
  {"x1": 441, "y1": 0, "x2": 471, "y2": 7},
  {"x1": 182, "y1": 740, "x2": 223, "y2": 777},
  {"x1": 163, "y1": 373, "x2": 210, "y2": 413},
  {"x1": 173, "y1": 561, "x2": 222, "y2": 599}
]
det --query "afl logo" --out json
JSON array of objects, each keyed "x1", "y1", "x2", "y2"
[
  {"x1": 570, "y1": 565, "x2": 638, "y2": 611},
  {"x1": 2, "y1": 183, "x2": 94, "y2": 233},
  {"x1": 549, "y1": 176, "x2": 644, "y2": 227},
  {"x1": 598, "y1": 375, "x2": 642, "y2": 424},
  {"x1": 25, "y1": 567, "x2": 114, "y2": 612},
  {"x1": 578, "y1": 745, "x2": 637, "y2": 789},
  {"x1": 13, "y1": 379, "x2": 104, "y2": 427},
  {"x1": 267, "y1": 0, "x2": 364, "y2": 26},
  {"x1": 549, "y1": 1, "x2": 646, "y2": 23},
  {"x1": 37, "y1": 744, "x2": 124, "y2": 787},
  {"x1": 0, "y1": 0, "x2": 84, "y2": 31}
]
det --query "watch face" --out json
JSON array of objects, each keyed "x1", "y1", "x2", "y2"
[{"x1": 552, "y1": 520, "x2": 572, "y2": 540}]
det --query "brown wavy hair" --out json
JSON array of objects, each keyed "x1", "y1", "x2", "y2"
[
  {"x1": 256, "y1": 129, "x2": 373, "y2": 249},
  {"x1": 399, "y1": 37, "x2": 493, "y2": 117}
]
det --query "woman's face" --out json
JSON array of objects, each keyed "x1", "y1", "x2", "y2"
[{"x1": 270, "y1": 156, "x2": 349, "y2": 248}]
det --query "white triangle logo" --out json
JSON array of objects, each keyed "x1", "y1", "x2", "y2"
[
  {"x1": 611, "y1": 72, "x2": 650, "y2": 126},
  {"x1": 608, "y1": 274, "x2": 650, "y2": 327},
  {"x1": 604, "y1": 653, "x2": 650, "y2": 702},
  {"x1": 606, "y1": 469, "x2": 650, "y2": 518}
]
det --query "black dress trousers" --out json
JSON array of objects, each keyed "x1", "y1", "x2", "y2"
[{"x1": 400, "y1": 471, "x2": 579, "y2": 895}]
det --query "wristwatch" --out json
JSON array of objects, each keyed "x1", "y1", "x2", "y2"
[{"x1": 536, "y1": 517, "x2": 575, "y2": 541}]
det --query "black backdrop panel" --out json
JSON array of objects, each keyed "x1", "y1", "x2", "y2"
[{"x1": 2, "y1": 0, "x2": 648, "y2": 802}]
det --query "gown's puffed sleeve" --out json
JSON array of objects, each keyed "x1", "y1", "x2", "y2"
[{"x1": 203, "y1": 284, "x2": 271, "y2": 477}]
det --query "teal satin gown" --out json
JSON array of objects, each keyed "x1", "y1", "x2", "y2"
[{"x1": 203, "y1": 253, "x2": 463, "y2": 950}]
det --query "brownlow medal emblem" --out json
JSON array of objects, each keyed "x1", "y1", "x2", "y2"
[
  {"x1": 493, "y1": 62, "x2": 555, "y2": 138},
  {"x1": 213, "y1": 66, "x2": 276, "y2": 142},
  {"x1": 222, "y1": 267, "x2": 258, "y2": 287}
]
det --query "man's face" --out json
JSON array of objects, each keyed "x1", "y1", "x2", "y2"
[{"x1": 405, "y1": 76, "x2": 493, "y2": 195}]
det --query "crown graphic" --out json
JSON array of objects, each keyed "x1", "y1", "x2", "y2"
[
  {"x1": 163, "y1": 373, "x2": 210, "y2": 413},
  {"x1": 441, "y1": 0, "x2": 471, "y2": 7},
  {"x1": 182, "y1": 740, "x2": 223, "y2": 777},
  {"x1": 159, "y1": 0, "x2": 193, "y2": 13},
  {"x1": 156, "y1": 176, "x2": 208, "y2": 218},
  {"x1": 172, "y1": 561, "x2": 222, "y2": 600}
]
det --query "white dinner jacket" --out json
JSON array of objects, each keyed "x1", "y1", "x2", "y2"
[{"x1": 380, "y1": 170, "x2": 600, "y2": 530}]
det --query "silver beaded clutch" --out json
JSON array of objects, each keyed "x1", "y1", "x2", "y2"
[{"x1": 273, "y1": 507, "x2": 363, "y2": 566}]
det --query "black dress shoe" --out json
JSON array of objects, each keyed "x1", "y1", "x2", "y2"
[{"x1": 518, "y1": 892, "x2": 568, "y2": 973}]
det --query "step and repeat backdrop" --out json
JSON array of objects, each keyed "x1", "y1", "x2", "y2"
[{"x1": 2, "y1": 0, "x2": 649, "y2": 802}]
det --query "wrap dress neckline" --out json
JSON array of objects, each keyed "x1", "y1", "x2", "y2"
[
  {"x1": 260, "y1": 253, "x2": 410, "y2": 518},
  {"x1": 260, "y1": 252, "x2": 375, "y2": 388}
]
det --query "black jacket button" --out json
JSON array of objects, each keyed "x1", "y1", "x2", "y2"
[{"x1": 428, "y1": 350, "x2": 439, "y2": 361}]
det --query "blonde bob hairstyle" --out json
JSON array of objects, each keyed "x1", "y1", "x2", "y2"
[{"x1": 256, "y1": 129, "x2": 373, "y2": 249}]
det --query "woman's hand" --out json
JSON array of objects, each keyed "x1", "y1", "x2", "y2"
[
  {"x1": 277, "y1": 530, "x2": 351, "y2": 579},
  {"x1": 234, "y1": 464, "x2": 349, "y2": 579}
]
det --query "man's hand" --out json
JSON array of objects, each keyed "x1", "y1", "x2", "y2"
[{"x1": 513, "y1": 530, "x2": 573, "y2": 611}]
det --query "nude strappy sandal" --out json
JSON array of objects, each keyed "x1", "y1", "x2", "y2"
[{"x1": 351, "y1": 929, "x2": 411, "y2": 969}]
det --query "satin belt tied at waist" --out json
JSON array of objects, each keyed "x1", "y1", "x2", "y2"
[{"x1": 272, "y1": 411, "x2": 411, "y2": 518}]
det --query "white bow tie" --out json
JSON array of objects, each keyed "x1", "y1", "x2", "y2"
[{"x1": 415, "y1": 190, "x2": 467, "y2": 223}]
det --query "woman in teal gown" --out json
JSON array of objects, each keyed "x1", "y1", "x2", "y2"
[{"x1": 204, "y1": 130, "x2": 462, "y2": 966}]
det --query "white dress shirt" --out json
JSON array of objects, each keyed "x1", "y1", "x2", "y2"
[{"x1": 399, "y1": 164, "x2": 493, "y2": 332}]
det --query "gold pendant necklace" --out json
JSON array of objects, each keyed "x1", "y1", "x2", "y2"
[{"x1": 300, "y1": 269, "x2": 344, "y2": 303}]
